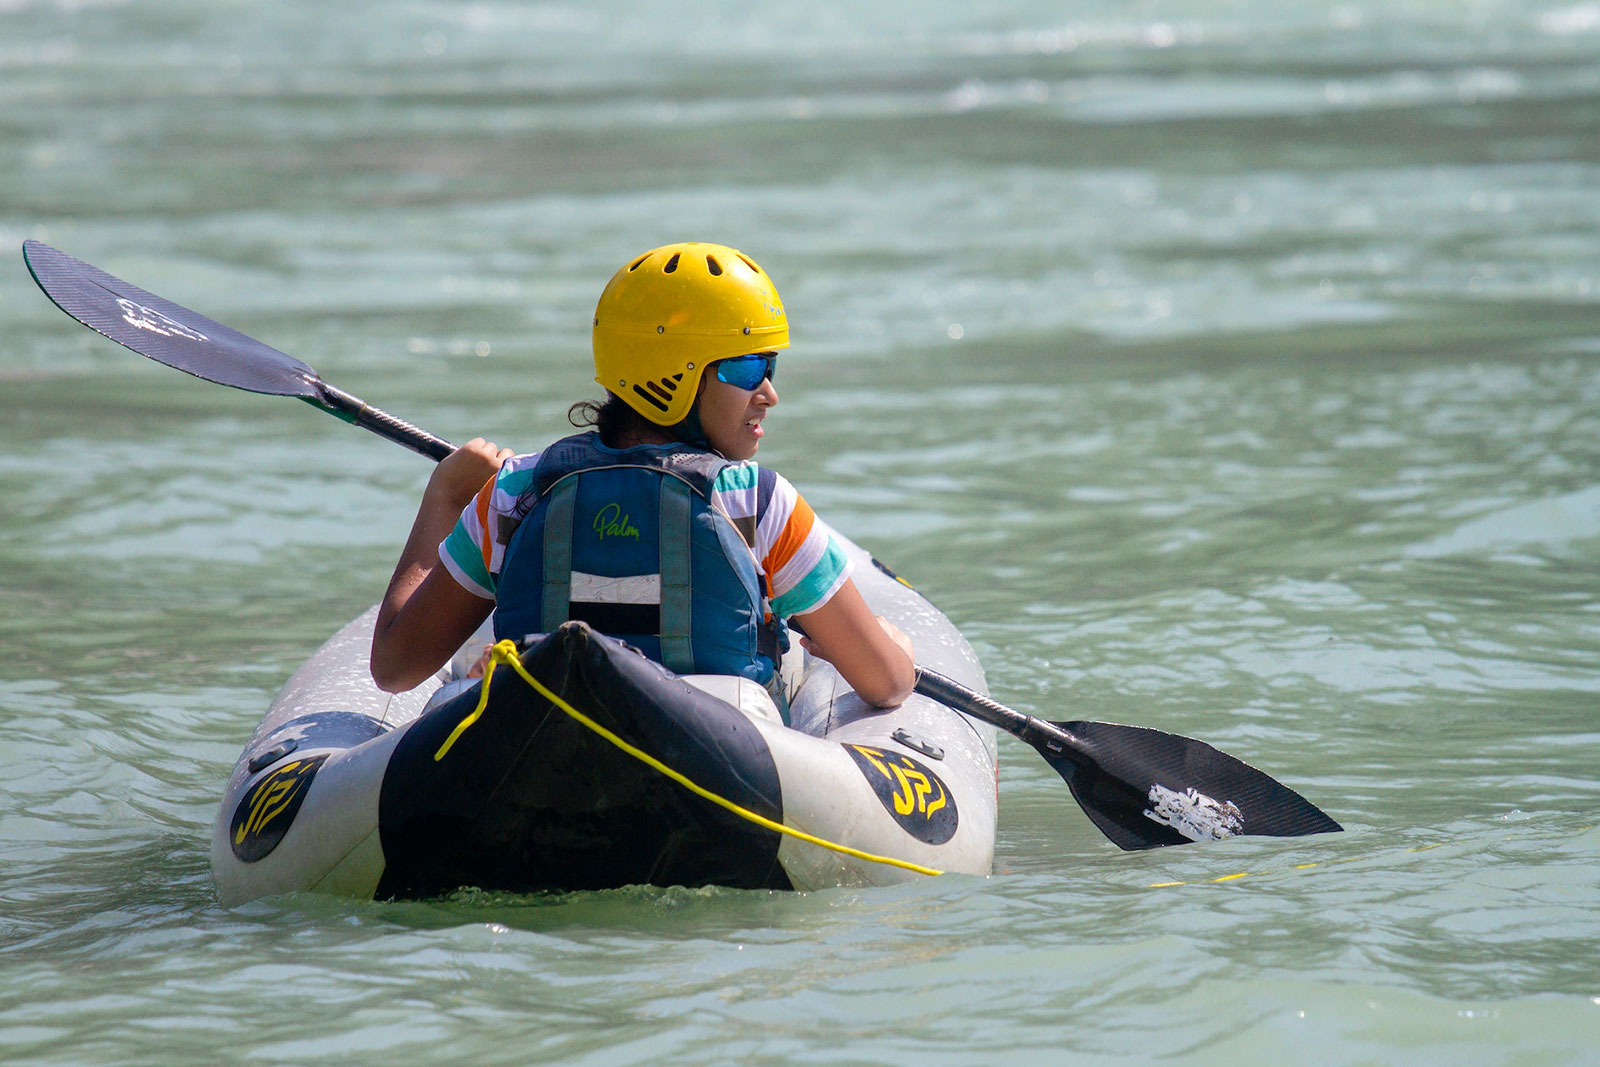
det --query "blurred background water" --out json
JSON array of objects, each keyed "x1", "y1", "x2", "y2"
[{"x1": 3, "y1": 0, "x2": 1599, "y2": 1062}]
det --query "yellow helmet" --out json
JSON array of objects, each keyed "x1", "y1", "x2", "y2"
[{"x1": 592, "y1": 242, "x2": 789, "y2": 426}]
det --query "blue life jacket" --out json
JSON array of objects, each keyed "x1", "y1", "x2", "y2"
[{"x1": 493, "y1": 432, "x2": 787, "y2": 684}]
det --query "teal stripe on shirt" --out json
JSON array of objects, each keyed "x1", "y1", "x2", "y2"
[
  {"x1": 713, "y1": 463, "x2": 760, "y2": 493},
  {"x1": 496, "y1": 464, "x2": 539, "y2": 497},
  {"x1": 769, "y1": 537, "x2": 849, "y2": 618},
  {"x1": 442, "y1": 521, "x2": 495, "y2": 597}
]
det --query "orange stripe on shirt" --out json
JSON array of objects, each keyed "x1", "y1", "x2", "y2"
[
  {"x1": 764, "y1": 493, "x2": 816, "y2": 577},
  {"x1": 475, "y1": 475, "x2": 496, "y2": 572}
]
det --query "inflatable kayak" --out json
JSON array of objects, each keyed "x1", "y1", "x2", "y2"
[{"x1": 210, "y1": 531, "x2": 998, "y2": 904}]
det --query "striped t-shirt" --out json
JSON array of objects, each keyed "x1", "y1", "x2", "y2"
[{"x1": 438, "y1": 451, "x2": 852, "y2": 620}]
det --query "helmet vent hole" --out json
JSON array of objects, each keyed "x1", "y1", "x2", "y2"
[
  {"x1": 628, "y1": 255, "x2": 648, "y2": 272},
  {"x1": 631, "y1": 384, "x2": 670, "y2": 412},
  {"x1": 663, "y1": 253, "x2": 680, "y2": 274},
  {"x1": 706, "y1": 255, "x2": 723, "y2": 276},
  {"x1": 737, "y1": 254, "x2": 759, "y2": 273}
]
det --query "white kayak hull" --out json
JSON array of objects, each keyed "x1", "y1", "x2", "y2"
[{"x1": 210, "y1": 534, "x2": 997, "y2": 904}]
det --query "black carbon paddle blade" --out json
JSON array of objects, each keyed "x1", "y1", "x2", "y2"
[
  {"x1": 1042, "y1": 720, "x2": 1343, "y2": 851},
  {"x1": 22, "y1": 239, "x2": 321, "y2": 399}
]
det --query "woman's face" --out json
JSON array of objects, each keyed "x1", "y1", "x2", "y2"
[{"x1": 697, "y1": 356, "x2": 779, "y2": 461}]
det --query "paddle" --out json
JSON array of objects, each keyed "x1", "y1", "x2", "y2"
[
  {"x1": 913, "y1": 668, "x2": 1341, "y2": 850},
  {"x1": 22, "y1": 240, "x2": 454, "y2": 461},
  {"x1": 23, "y1": 239, "x2": 1343, "y2": 852}
]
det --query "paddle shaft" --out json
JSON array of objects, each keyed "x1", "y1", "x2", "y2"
[
  {"x1": 914, "y1": 667, "x2": 1080, "y2": 762},
  {"x1": 308, "y1": 383, "x2": 454, "y2": 461}
]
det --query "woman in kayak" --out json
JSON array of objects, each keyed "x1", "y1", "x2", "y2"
[{"x1": 370, "y1": 242, "x2": 915, "y2": 709}]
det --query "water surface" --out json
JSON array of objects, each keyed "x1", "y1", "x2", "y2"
[{"x1": 3, "y1": 0, "x2": 1599, "y2": 1062}]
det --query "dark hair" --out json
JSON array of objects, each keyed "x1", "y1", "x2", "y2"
[{"x1": 568, "y1": 392, "x2": 656, "y2": 447}]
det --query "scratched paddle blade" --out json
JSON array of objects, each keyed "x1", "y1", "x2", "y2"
[
  {"x1": 1042, "y1": 720, "x2": 1343, "y2": 852},
  {"x1": 1046, "y1": 756, "x2": 1192, "y2": 851},
  {"x1": 22, "y1": 239, "x2": 322, "y2": 399}
]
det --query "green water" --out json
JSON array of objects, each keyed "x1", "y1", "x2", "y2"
[{"x1": 3, "y1": 1, "x2": 1599, "y2": 1062}]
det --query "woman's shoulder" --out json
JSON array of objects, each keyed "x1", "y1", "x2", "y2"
[
  {"x1": 496, "y1": 449, "x2": 545, "y2": 482},
  {"x1": 478, "y1": 449, "x2": 545, "y2": 511},
  {"x1": 712, "y1": 462, "x2": 822, "y2": 536},
  {"x1": 712, "y1": 459, "x2": 791, "y2": 501}
]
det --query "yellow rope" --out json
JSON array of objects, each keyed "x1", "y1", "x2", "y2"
[
  {"x1": 1148, "y1": 842, "x2": 1444, "y2": 888},
  {"x1": 435, "y1": 640, "x2": 944, "y2": 878}
]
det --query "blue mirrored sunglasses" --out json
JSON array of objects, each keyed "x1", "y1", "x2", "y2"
[{"x1": 712, "y1": 352, "x2": 777, "y2": 390}]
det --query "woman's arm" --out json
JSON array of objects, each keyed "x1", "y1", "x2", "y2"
[
  {"x1": 370, "y1": 438, "x2": 509, "y2": 692},
  {"x1": 794, "y1": 578, "x2": 915, "y2": 707}
]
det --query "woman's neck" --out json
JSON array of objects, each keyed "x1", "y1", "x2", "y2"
[{"x1": 609, "y1": 424, "x2": 675, "y2": 449}]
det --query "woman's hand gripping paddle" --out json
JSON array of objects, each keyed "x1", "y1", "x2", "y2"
[
  {"x1": 23, "y1": 239, "x2": 1343, "y2": 852},
  {"x1": 914, "y1": 668, "x2": 1342, "y2": 849},
  {"x1": 22, "y1": 240, "x2": 454, "y2": 460}
]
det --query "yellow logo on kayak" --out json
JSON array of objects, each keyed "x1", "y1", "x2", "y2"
[
  {"x1": 229, "y1": 755, "x2": 327, "y2": 863},
  {"x1": 845, "y1": 744, "x2": 958, "y2": 845}
]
